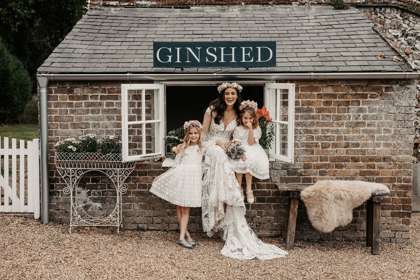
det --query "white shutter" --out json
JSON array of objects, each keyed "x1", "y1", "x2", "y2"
[
  {"x1": 264, "y1": 83, "x2": 295, "y2": 163},
  {"x1": 121, "y1": 84, "x2": 165, "y2": 162}
]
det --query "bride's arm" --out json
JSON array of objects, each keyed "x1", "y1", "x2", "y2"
[{"x1": 202, "y1": 108, "x2": 212, "y2": 141}]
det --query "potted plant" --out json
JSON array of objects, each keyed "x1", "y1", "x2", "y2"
[{"x1": 55, "y1": 134, "x2": 122, "y2": 162}]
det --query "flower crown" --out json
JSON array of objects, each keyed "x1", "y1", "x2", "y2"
[
  {"x1": 183, "y1": 120, "x2": 202, "y2": 130},
  {"x1": 217, "y1": 82, "x2": 243, "y2": 94},
  {"x1": 239, "y1": 100, "x2": 258, "y2": 112}
]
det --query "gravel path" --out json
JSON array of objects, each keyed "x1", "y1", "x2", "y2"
[{"x1": 1, "y1": 214, "x2": 419, "y2": 280}]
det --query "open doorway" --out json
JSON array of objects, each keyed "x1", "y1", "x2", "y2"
[
  {"x1": 165, "y1": 84, "x2": 264, "y2": 155},
  {"x1": 166, "y1": 85, "x2": 264, "y2": 132}
]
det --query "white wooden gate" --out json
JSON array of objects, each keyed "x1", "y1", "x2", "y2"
[{"x1": 0, "y1": 137, "x2": 40, "y2": 218}]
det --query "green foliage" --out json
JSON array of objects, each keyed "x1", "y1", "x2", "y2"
[
  {"x1": 19, "y1": 95, "x2": 39, "y2": 123},
  {"x1": 0, "y1": 0, "x2": 87, "y2": 124},
  {"x1": 0, "y1": 124, "x2": 38, "y2": 140},
  {"x1": 165, "y1": 126, "x2": 185, "y2": 153},
  {"x1": 55, "y1": 135, "x2": 122, "y2": 154},
  {"x1": 55, "y1": 138, "x2": 80, "y2": 153},
  {"x1": 99, "y1": 136, "x2": 121, "y2": 154},
  {"x1": 0, "y1": 0, "x2": 87, "y2": 76},
  {"x1": 331, "y1": 0, "x2": 346, "y2": 10},
  {"x1": 259, "y1": 119, "x2": 274, "y2": 151},
  {"x1": 0, "y1": 38, "x2": 32, "y2": 123},
  {"x1": 78, "y1": 134, "x2": 98, "y2": 153}
]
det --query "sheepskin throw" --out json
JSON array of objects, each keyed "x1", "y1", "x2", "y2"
[{"x1": 301, "y1": 180, "x2": 390, "y2": 233}]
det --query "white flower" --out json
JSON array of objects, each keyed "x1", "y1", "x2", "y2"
[
  {"x1": 64, "y1": 137, "x2": 76, "y2": 142},
  {"x1": 54, "y1": 141, "x2": 62, "y2": 147},
  {"x1": 108, "y1": 135, "x2": 116, "y2": 140},
  {"x1": 217, "y1": 82, "x2": 243, "y2": 93},
  {"x1": 183, "y1": 120, "x2": 202, "y2": 130},
  {"x1": 67, "y1": 145, "x2": 77, "y2": 152},
  {"x1": 85, "y1": 134, "x2": 96, "y2": 138},
  {"x1": 239, "y1": 100, "x2": 258, "y2": 111}
]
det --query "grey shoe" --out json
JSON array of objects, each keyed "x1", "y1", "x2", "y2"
[
  {"x1": 176, "y1": 239, "x2": 193, "y2": 249},
  {"x1": 187, "y1": 239, "x2": 198, "y2": 247}
]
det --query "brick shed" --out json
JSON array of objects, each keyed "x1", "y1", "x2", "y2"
[{"x1": 37, "y1": 4, "x2": 419, "y2": 243}]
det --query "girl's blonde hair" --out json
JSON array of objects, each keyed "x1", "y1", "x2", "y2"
[
  {"x1": 182, "y1": 122, "x2": 203, "y2": 149},
  {"x1": 238, "y1": 107, "x2": 259, "y2": 129}
]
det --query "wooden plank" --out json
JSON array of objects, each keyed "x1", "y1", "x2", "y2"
[
  {"x1": 276, "y1": 183, "x2": 308, "y2": 192},
  {"x1": 27, "y1": 140, "x2": 34, "y2": 215},
  {"x1": 366, "y1": 199, "x2": 373, "y2": 247},
  {"x1": 371, "y1": 198, "x2": 381, "y2": 255},
  {"x1": 11, "y1": 138, "x2": 17, "y2": 212},
  {"x1": 2, "y1": 137, "x2": 11, "y2": 212},
  {"x1": 31, "y1": 139, "x2": 40, "y2": 219},
  {"x1": 286, "y1": 193, "x2": 299, "y2": 250},
  {"x1": 19, "y1": 140, "x2": 25, "y2": 211}
]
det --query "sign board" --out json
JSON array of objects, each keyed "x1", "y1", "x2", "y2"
[{"x1": 153, "y1": 41, "x2": 276, "y2": 68}]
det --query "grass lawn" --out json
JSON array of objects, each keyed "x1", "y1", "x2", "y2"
[{"x1": 0, "y1": 124, "x2": 39, "y2": 140}]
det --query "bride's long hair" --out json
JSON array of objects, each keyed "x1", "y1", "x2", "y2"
[{"x1": 208, "y1": 88, "x2": 242, "y2": 125}]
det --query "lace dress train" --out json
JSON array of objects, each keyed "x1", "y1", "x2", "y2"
[{"x1": 202, "y1": 144, "x2": 288, "y2": 260}]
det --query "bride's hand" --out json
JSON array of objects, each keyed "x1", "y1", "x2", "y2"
[{"x1": 216, "y1": 139, "x2": 233, "y2": 151}]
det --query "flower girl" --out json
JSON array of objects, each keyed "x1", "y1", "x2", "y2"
[
  {"x1": 150, "y1": 120, "x2": 203, "y2": 249},
  {"x1": 233, "y1": 100, "x2": 270, "y2": 204}
]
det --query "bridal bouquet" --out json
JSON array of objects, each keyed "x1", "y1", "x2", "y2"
[
  {"x1": 257, "y1": 107, "x2": 274, "y2": 150},
  {"x1": 225, "y1": 141, "x2": 246, "y2": 160}
]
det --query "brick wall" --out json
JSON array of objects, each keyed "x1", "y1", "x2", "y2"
[{"x1": 47, "y1": 79, "x2": 416, "y2": 242}]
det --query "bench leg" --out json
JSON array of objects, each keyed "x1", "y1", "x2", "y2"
[
  {"x1": 366, "y1": 199, "x2": 373, "y2": 247},
  {"x1": 286, "y1": 195, "x2": 299, "y2": 250},
  {"x1": 371, "y1": 199, "x2": 381, "y2": 255}
]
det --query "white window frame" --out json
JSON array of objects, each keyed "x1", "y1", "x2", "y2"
[
  {"x1": 121, "y1": 83, "x2": 165, "y2": 162},
  {"x1": 264, "y1": 83, "x2": 295, "y2": 163}
]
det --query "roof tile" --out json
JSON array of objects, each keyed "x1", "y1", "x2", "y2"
[{"x1": 38, "y1": 5, "x2": 411, "y2": 74}]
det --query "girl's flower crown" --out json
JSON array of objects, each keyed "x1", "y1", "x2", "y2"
[
  {"x1": 183, "y1": 120, "x2": 202, "y2": 130},
  {"x1": 217, "y1": 82, "x2": 243, "y2": 94},
  {"x1": 239, "y1": 100, "x2": 258, "y2": 112}
]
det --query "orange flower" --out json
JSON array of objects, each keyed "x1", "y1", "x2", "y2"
[{"x1": 257, "y1": 107, "x2": 272, "y2": 122}]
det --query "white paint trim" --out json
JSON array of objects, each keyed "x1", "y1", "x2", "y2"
[
  {"x1": 264, "y1": 83, "x2": 295, "y2": 163},
  {"x1": 121, "y1": 84, "x2": 165, "y2": 162}
]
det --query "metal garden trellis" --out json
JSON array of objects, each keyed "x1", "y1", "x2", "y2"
[{"x1": 55, "y1": 152, "x2": 135, "y2": 233}]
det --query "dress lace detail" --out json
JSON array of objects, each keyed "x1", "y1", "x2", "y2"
[
  {"x1": 231, "y1": 126, "x2": 270, "y2": 180},
  {"x1": 202, "y1": 112, "x2": 287, "y2": 260},
  {"x1": 150, "y1": 145, "x2": 203, "y2": 208}
]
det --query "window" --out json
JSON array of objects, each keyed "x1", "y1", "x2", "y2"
[
  {"x1": 121, "y1": 84, "x2": 165, "y2": 162},
  {"x1": 264, "y1": 83, "x2": 295, "y2": 163},
  {"x1": 120, "y1": 82, "x2": 294, "y2": 163}
]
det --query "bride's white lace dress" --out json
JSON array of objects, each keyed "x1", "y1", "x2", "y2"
[{"x1": 202, "y1": 108, "x2": 288, "y2": 260}]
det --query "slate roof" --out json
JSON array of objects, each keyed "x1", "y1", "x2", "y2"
[{"x1": 38, "y1": 5, "x2": 412, "y2": 74}]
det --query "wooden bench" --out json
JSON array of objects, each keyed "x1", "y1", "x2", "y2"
[{"x1": 278, "y1": 184, "x2": 387, "y2": 255}]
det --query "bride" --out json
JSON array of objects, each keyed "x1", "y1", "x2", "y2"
[{"x1": 201, "y1": 82, "x2": 288, "y2": 260}]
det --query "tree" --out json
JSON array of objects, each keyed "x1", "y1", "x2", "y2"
[
  {"x1": 0, "y1": 0, "x2": 86, "y2": 123},
  {"x1": 0, "y1": 0, "x2": 87, "y2": 88},
  {"x1": 0, "y1": 38, "x2": 32, "y2": 123}
]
